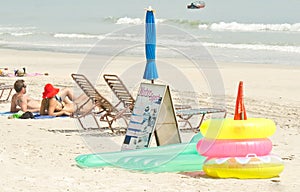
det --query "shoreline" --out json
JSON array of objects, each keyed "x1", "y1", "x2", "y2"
[{"x1": 1, "y1": 48, "x2": 300, "y2": 103}]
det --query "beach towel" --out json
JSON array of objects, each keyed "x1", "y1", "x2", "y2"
[
  {"x1": 0, "y1": 111, "x2": 68, "y2": 119},
  {"x1": 0, "y1": 67, "x2": 47, "y2": 77},
  {"x1": 7, "y1": 72, "x2": 45, "y2": 77},
  {"x1": 33, "y1": 114, "x2": 69, "y2": 119},
  {"x1": 0, "y1": 111, "x2": 15, "y2": 116}
]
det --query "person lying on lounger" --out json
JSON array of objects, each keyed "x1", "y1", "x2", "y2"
[
  {"x1": 10, "y1": 80, "x2": 41, "y2": 113},
  {"x1": 39, "y1": 83, "x2": 89, "y2": 117}
]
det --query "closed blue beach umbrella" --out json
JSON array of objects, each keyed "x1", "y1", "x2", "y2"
[{"x1": 143, "y1": 7, "x2": 158, "y2": 83}]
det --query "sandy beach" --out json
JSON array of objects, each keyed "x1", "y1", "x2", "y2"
[{"x1": 0, "y1": 48, "x2": 299, "y2": 192}]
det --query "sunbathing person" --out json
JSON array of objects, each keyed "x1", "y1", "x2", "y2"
[
  {"x1": 40, "y1": 83, "x2": 88, "y2": 117},
  {"x1": 10, "y1": 80, "x2": 41, "y2": 113}
]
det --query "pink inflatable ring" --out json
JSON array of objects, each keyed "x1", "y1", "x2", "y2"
[{"x1": 197, "y1": 138, "x2": 272, "y2": 157}]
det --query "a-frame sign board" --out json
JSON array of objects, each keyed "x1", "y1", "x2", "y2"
[{"x1": 121, "y1": 83, "x2": 181, "y2": 150}]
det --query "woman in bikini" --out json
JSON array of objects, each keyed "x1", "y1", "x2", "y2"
[{"x1": 40, "y1": 83, "x2": 77, "y2": 116}]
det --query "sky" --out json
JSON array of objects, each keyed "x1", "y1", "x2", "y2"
[{"x1": 0, "y1": 0, "x2": 299, "y2": 25}]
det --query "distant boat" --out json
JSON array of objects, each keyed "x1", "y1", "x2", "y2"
[{"x1": 187, "y1": 1, "x2": 206, "y2": 9}]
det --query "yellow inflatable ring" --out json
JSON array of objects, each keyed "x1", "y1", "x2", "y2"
[
  {"x1": 203, "y1": 154, "x2": 284, "y2": 179},
  {"x1": 200, "y1": 118, "x2": 276, "y2": 139}
]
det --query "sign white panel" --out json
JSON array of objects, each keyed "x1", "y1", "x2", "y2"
[{"x1": 121, "y1": 83, "x2": 181, "y2": 150}]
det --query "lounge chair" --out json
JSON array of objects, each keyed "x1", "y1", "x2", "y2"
[
  {"x1": 71, "y1": 74, "x2": 131, "y2": 132},
  {"x1": 176, "y1": 106, "x2": 227, "y2": 131},
  {"x1": 102, "y1": 74, "x2": 226, "y2": 131},
  {"x1": 0, "y1": 83, "x2": 13, "y2": 102},
  {"x1": 103, "y1": 74, "x2": 135, "y2": 111}
]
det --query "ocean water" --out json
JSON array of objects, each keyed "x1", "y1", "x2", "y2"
[{"x1": 0, "y1": 0, "x2": 300, "y2": 65}]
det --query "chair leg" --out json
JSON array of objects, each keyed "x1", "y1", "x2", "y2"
[
  {"x1": 177, "y1": 114, "x2": 193, "y2": 130},
  {"x1": 6, "y1": 88, "x2": 12, "y2": 101},
  {"x1": 91, "y1": 113, "x2": 101, "y2": 130},
  {"x1": 0, "y1": 89, "x2": 4, "y2": 99},
  {"x1": 105, "y1": 116, "x2": 114, "y2": 133},
  {"x1": 0, "y1": 89, "x2": 5, "y2": 101},
  {"x1": 77, "y1": 116, "x2": 86, "y2": 129},
  {"x1": 0, "y1": 88, "x2": 12, "y2": 102},
  {"x1": 122, "y1": 117, "x2": 129, "y2": 127},
  {"x1": 76, "y1": 113, "x2": 101, "y2": 130},
  {"x1": 196, "y1": 114, "x2": 206, "y2": 131}
]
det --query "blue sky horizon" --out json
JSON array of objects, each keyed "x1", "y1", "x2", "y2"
[{"x1": 1, "y1": 0, "x2": 299, "y2": 27}]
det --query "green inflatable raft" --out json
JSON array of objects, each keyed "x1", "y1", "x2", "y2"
[{"x1": 75, "y1": 133, "x2": 206, "y2": 173}]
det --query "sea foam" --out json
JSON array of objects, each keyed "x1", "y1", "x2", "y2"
[
  {"x1": 199, "y1": 22, "x2": 300, "y2": 32},
  {"x1": 202, "y1": 42, "x2": 300, "y2": 54}
]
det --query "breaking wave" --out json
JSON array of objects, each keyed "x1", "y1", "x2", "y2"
[
  {"x1": 203, "y1": 42, "x2": 300, "y2": 53},
  {"x1": 104, "y1": 17, "x2": 300, "y2": 32},
  {"x1": 199, "y1": 22, "x2": 300, "y2": 32}
]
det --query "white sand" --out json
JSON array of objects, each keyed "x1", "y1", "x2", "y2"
[{"x1": 0, "y1": 49, "x2": 299, "y2": 192}]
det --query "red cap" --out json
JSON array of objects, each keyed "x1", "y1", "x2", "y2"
[{"x1": 42, "y1": 84, "x2": 59, "y2": 99}]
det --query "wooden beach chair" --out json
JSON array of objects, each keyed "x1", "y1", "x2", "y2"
[
  {"x1": 71, "y1": 74, "x2": 131, "y2": 132},
  {"x1": 176, "y1": 107, "x2": 227, "y2": 131},
  {"x1": 102, "y1": 74, "x2": 226, "y2": 131},
  {"x1": 103, "y1": 74, "x2": 135, "y2": 112},
  {"x1": 0, "y1": 83, "x2": 13, "y2": 103}
]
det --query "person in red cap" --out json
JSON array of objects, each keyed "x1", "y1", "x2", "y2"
[{"x1": 40, "y1": 83, "x2": 78, "y2": 116}]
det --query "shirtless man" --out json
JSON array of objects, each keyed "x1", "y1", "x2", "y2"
[{"x1": 10, "y1": 80, "x2": 41, "y2": 113}]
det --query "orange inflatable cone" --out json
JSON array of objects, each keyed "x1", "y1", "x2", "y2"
[{"x1": 234, "y1": 81, "x2": 247, "y2": 120}]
